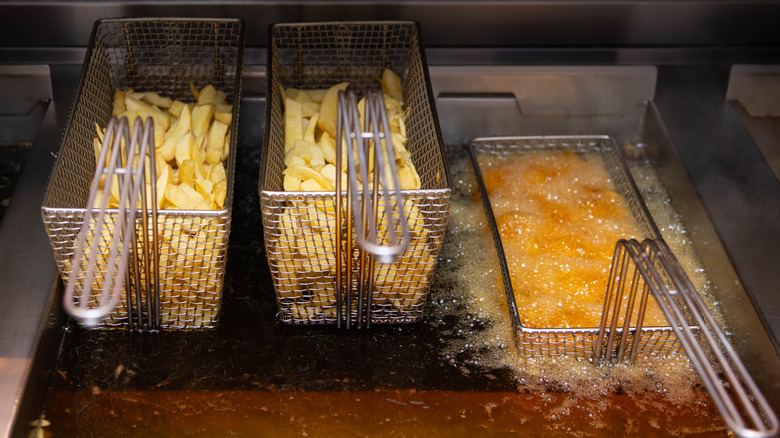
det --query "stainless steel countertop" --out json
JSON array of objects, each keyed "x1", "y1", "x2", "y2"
[{"x1": 0, "y1": 62, "x2": 78, "y2": 438}]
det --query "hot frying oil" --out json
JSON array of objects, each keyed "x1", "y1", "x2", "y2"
[
  {"x1": 432, "y1": 153, "x2": 726, "y2": 436},
  {"x1": 478, "y1": 150, "x2": 669, "y2": 328},
  {"x1": 39, "y1": 148, "x2": 728, "y2": 437}
]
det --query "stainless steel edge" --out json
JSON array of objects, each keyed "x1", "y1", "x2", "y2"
[
  {"x1": 643, "y1": 100, "x2": 780, "y2": 409},
  {"x1": 654, "y1": 65, "x2": 780, "y2": 353},
  {"x1": 0, "y1": 63, "x2": 82, "y2": 438},
  {"x1": 0, "y1": 65, "x2": 52, "y2": 145},
  {"x1": 726, "y1": 65, "x2": 780, "y2": 182}
]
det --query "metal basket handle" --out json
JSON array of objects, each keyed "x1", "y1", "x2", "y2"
[
  {"x1": 334, "y1": 90, "x2": 411, "y2": 329},
  {"x1": 63, "y1": 116, "x2": 160, "y2": 330},
  {"x1": 595, "y1": 238, "x2": 778, "y2": 438}
]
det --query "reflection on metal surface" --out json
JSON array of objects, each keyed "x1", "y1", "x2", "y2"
[
  {"x1": 727, "y1": 65, "x2": 780, "y2": 182},
  {"x1": 431, "y1": 66, "x2": 656, "y2": 116},
  {"x1": 0, "y1": 65, "x2": 51, "y2": 146},
  {"x1": 0, "y1": 93, "x2": 59, "y2": 438},
  {"x1": 0, "y1": 66, "x2": 51, "y2": 223},
  {"x1": 431, "y1": 66, "x2": 655, "y2": 145},
  {"x1": 727, "y1": 65, "x2": 780, "y2": 117},
  {"x1": 655, "y1": 65, "x2": 780, "y2": 355},
  {"x1": 596, "y1": 238, "x2": 778, "y2": 438}
]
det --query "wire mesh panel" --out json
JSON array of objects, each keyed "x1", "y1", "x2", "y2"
[
  {"x1": 470, "y1": 135, "x2": 685, "y2": 358},
  {"x1": 260, "y1": 22, "x2": 450, "y2": 325},
  {"x1": 41, "y1": 18, "x2": 244, "y2": 329}
]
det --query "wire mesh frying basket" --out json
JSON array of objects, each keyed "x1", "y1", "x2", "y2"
[
  {"x1": 41, "y1": 18, "x2": 245, "y2": 330},
  {"x1": 259, "y1": 21, "x2": 451, "y2": 325},
  {"x1": 469, "y1": 135, "x2": 688, "y2": 357}
]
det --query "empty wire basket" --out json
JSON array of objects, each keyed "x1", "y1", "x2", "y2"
[
  {"x1": 259, "y1": 21, "x2": 451, "y2": 325},
  {"x1": 41, "y1": 18, "x2": 245, "y2": 329},
  {"x1": 469, "y1": 135, "x2": 687, "y2": 357}
]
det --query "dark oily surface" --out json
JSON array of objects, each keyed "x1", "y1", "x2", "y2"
[
  {"x1": 32, "y1": 145, "x2": 732, "y2": 437},
  {"x1": 52, "y1": 144, "x2": 513, "y2": 394}
]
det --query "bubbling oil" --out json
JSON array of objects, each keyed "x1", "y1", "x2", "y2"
[
  {"x1": 433, "y1": 152, "x2": 726, "y2": 436},
  {"x1": 478, "y1": 150, "x2": 668, "y2": 329}
]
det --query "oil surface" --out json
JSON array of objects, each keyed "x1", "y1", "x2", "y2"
[
  {"x1": 45, "y1": 389, "x2": 725, "y2": 437},
  {"x1": 478, "y1": 151, "x2": 667, "y2": 328},
  {"x1": 433, "y1": 150, "x2": 726, "y2": 436},
  {"x1": 29, "y1": 145, "x2": 728, "y2": 438}
]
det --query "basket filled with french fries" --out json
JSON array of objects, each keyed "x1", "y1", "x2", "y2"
[
  {"x1": 259, "y1": 21, "x2": 451, "y2": 325},
  {"x1": 41, "y1": 18, "x2": 244, "y2": 329}
]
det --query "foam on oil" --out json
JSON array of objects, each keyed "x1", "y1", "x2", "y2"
[{"x1": 432, "y1": 151, "x2": 725, "y2": 435}]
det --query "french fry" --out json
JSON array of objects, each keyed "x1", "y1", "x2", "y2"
[
  {"x1": 222, "y1": 133, "x2": 230, "y2": 163},
  {"x1": 169, "y1": 100, "x2": 186, "y2": 118},
  {"x1": 93, "y1": 137, "x2": 101, "y2": 162},
  {"x1": 209, "y1": 162, "x2": 227, "y2": 185},
  {"x1": 319, "y1": 164, "x2": 348, "y2": 188},
  {"x1": 126, "y1": 91, "x2": 145, "y2": 100},
  {"x1": 319, "y1": 131, "x2": 336, "y2": 165},
  {"x1": 398, "y1": 159, "x2": 421, "y2": 190},
  {"x1": 113, "y1": 89, "x2": 127, "y2": 116},
  {"x1": 289, "y1": 156, "x2": 306, "y2": 168},
  {"x1": 285, "y1": 87, "x2": 300, "y2": 100},
  {"x1": 294, "y1": 90, "x2": 312, "y2": 103},
  {"x1": 164, "y1": 184, "x2": 186, "y2": 208},
  {"x1": 142, "y1": 91, "x2": 173, "y2": 109},
  {"x1": 189, "y1": 82, "x2": 200, "y2": 100},
  {"x1": 151, "y1": 118, "x2": 165, "y2": 148},
  {"x1": 285, "y1": 141, "x2": 312, "y2": 166},
  {"x1": 300, "y1": 178, "x2": 323, "y2": 191},
  {"x1": 125, "y1": 95, "x2": 171, "y2": 131},
  {"x1": 94, "y1": 122, "x2": 105, "y2": 143},
  {"x1": 197, "y1": 84, "x2": 217, "y2": 105},
  {"x1": 284, "y1": 98, "x2": 303, "y2": 151},
  {"x1": 195, "y1": 178, "x2": 214, "y2": 201},
  {"x1": 284, "y1": 175, "x2": 301, "y2": 191},
  {"x1": 282, "y1": 165, "x2": 333, "y2": 191},
  {"x1": 194, "y1": 134, "x2": 207, "y2": 170},
  {"x1": 94, "y1": 85, "x2": 233, "y2": 212},
  {"x1": 305, "y1": 88, "x2": 328, "y2": 103},
  {"x1": 309, "y1": 144, "x2": 325, "y2": 169},
  {"x1": 206, "y1": 120, "x2": 228, "y2": 165},
  {"x1": 303, "y1": 114, "x2": 319, "y2": 143},
  {"x1": 302, "y1": 102, "x2": 321, "y2": 118},
  {"x1": 175, "y1": 132, "x2": 195, "y2": 167},
  {"x1": 213, "y1": 89, "x2": 227, "y2": 106},
  {"x1": 212, "y1": 179, "x2": 227, "y2": 208},
  {"x1": 179, "y1": 159, "x2": 196, "y2": 187},
  {"x1": 316, "y1": 82, "x2": 349, "y2": 137},
  {"x1": 159, "y1": 133, "x2": 177, "y2": 163},
  {"x1": 191, "y1": 104, "x2": 215, "y2": 138},
  {"x1": 379, "y1": 68, "x2": 403, "y2": 102},
  {"x1": 156, "y1": 163, "x2": 171, "y2": 208},
  {"x1": 214, "y1": 106, "x2": 232, "y2": 125},
  {"x1": 165, "y1": 104, "x2": 190, "y2": 141}
]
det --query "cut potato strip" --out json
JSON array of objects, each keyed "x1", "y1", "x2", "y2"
[
  {"x1": 280, "y1": 69, "x2": 419, "y2": 194},
  {"x1": 94, "y1": 84, "x2": 233, "y2": 210},
  {"x1": 275, "y1": 69, "x2": 429, "y2": 297}
]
